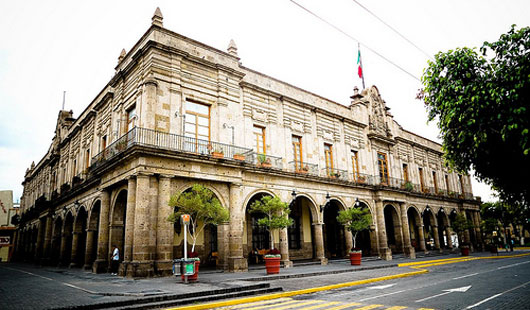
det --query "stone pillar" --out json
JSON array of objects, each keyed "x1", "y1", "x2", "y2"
[
  {"x1": 279, "y1": 227, "x2": 292, "y2": 268},
  {"x1": 375, "y1": 200, "x2": 391, "y2": 260},
  {"x1": 84, "y1": 229, "x2": 96, "y2": 269},
  {"x1": 312, "y1": 223, "x2": 327, "y2": 265},
  {"x1": 344, "y1": 228, "x2": 353, "y2": 252},
  {"x1": 399, "y1": 204, "x2": 415, "y2": 259},
  {"x1": 59, "y1": 227, "x2": 68, "y2": 266},
  {"x1": 155, "y1": 175, "x2": 173, "y2": 276},
  {"x1": 93, "y1": 190, "x2": 110, "y2": 273},
  {"x1": 463, "y1": 212, "x2": 472, "y2": 251},
  {"x1": 130, "y1": 174, "x2": 154, "y2": 277},
  {"x1": 432, "y1": 225, "x2": 441, "y2": 252},
  {"x1": 473, "y1": 211, "x2": 483, "y2": 251},
  {"x1": 418, "y1": 224, "x2": 427, "y2": 252},
  {"x1": 69, "y1": 231, "x2": 80, "y2": 268},
  {"x1": 445, "y1": 226, "x2": 453, "y2": 249},
  {"x1": 124, "y1": 177, "x2": 136, "y2": 263},
  {"x1": 217, "y1": 222, "x2": 229, "y2": 270},
  {"x1": 35, "y1": 219, "x2": 45, "y2": 262},
  {"x1": 228, "y1": 183, "x2": 248, "y2": 272},
  {"x1": 41, "y1": 215, "x2": 53, "y2": 264}
]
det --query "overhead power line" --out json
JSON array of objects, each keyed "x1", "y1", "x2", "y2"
[
  {"x1": 289, "y1": 0, "x2": 421, "y2": 82},
  {"x1": 351, "y1": 0, "x2": 433, "y2": 60}
]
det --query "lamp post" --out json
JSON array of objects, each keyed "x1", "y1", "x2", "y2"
[{"x1": 319, "y1": 193, "x2": 331, "y2": 213}]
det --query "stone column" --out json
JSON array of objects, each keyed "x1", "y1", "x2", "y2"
[
  {"x1": 35, "y1": 219, "x2": 45, "y2": 262},
  {"x1": 155, "y1": 175, "x2": 173, "y2": 276},
  {"x1": 418, "y1": 224, "x2": 427, "y2": 252},
  {"x1": 131, "y1": 174, "x2": 154, "y2": 277},
  {"x1": 217, "y1": 222, "x2": 230, "y2": 271},
  {"x1": 432, "y1": 225, "x2": 441, "y2": 252},
  {"x1": 41, "y1": 215, "x2": 53, "y2": 264},
  {"x1": 400, "y1": 203, "x2": 415, "y2": 258},
  {"x1": 84, "y1": 229, "x2": 96, "y2": 269},
  {"x1": 344, "y1": 228, "x2": 353, "y2": 252},
  {"x1": 228, "y1": 183, "x2": 248, "y2": 272},
  {"x1": 463, "y1": 212, "x2": 472, "y2": 251},
  {"x1": 473, "y1": 211, "x2": 483, "y2": 251},
  {"x1": 124, "y1": 177, "x2": 136, "y2": 264},
  {"x1": 69, "y1": 231, "x2": 80, "y2": 268},
  {"x1": 279, "y1": 227, "x2": 292, "y2": 268},
  {"x1": 375, "y1": 200, "x2": 391, "y2": 260},
  {"x1": 445, "y1": 226, "x2": 453, "y2": 249},
  {"x1": 312, "y1": 223, "x2": 327, "y2": 265},
  {"x1": 93, "y1": 190, "x2": 110, "y2": 273}
]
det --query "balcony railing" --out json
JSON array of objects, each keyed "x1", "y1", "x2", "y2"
[
  {"x1": 321, "y1": 167, "x2": 348, "y2": 181},
  {"x1": 246, "y1": 153, "x2": 283, "y2": 169},
  {"x1": 350, "y1": 173, "x2": 375, "y2": 185},
  {"x1": 288, "y1": 161, "x2": 319, "y2": 175}
]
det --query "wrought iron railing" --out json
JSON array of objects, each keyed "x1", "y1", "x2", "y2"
[
  {"x1": 288, "y1": 161, "x2": 319, "y2": 175},
  {"x1": 246, "y1": 153, "x2": 283, "y2": 169},
  {"x1": 321, "y1": 167, "x2": 348, "y2": 181},
  {"x1": 350, "y1": 173, "x2": 375, "y2": 185}
]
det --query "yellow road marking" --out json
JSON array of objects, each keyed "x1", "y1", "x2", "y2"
[
  {"x1": 223, "y1": 298, "x2": 293, "y2": 309},
  {"x1": 300, "y1": 301, "x2": 342, "y2": 309},
  {"x1": 241, "y1": 300, "x2": 300, "y2": 310},
  {"x1": 325, "y1": 302, "x2": 362, "y2": 310},
  {"x1": 417, "y1": 308, "x2": 436, "y2": 310},
  {"x1": 398, "y1": 257, "x2": 469, "y2": 267},
  {"x1": 352, "y1": 305, "x2": 383, "y2": 309},
  {"x1": 384, "y1": 307, "x2": 407, "y2": 310},
  {"x1": 268, "y1": 300, "x2": 323, "y2": 310}
]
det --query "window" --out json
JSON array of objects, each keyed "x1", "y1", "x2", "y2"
[
  {"x1": 432, "y1": 171, "x2": 438, "y2": 193},
  {"x1": 127, "y1": 106, "x2": 136, "y2": 131},
  {"x1": 377, "y1": 152, "x2": 389, "y2": 185},
  {"x1": 184, "y1": 101, "x2": 210, "y2": 153},
  {"x1": 101, "y1": 135, "x2": 107, "y2": 151},
  {"x1": 419, "y1": 168, "x2": 425, "y2": 192},
  {"x1": 403, "y1": 163, "x2": 409, "y2": 182},
  {"x1": 445, "y1": 174, "x2": 450, "y2": 192},
  {"x1": 352, "y1": 151, "x2": 359, "y2": 180},
  {"x1": 253, "y1": 125, "x2": 266, "y2": 154},
  {"x1": 72, "y1": 160, "x2": 77, "y2": 179},
  {"x1": 288, "y1": 204, "x2": 301, "y2": 249},
  {"x1": 292, "y1": 136, "x2": 303, "y2": 170},
  {"x1": 85, "y1": 149, "x2": 90, "y2": 170},
  {"x1": 459, "y1": 175, "x2": 465, "y2": 194},
  {"x1": 324, "y1": 144, "x2": 333, "y2": 174}
]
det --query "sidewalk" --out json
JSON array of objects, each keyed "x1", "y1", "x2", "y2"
[{"x1": 1, "y1": 250, "x2": 527, "y2": 310}]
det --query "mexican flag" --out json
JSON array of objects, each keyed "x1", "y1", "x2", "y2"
[{"x1": 357, "y1": 49, "x2": 363, "y2": 78}]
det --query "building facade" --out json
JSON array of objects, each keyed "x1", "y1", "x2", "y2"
[
  {"x1": 15, "y1": 8, "x2": 482, "y2": 277},
  {"x1": 1, "y1": 190, "x2": 18, "y2": 262}
]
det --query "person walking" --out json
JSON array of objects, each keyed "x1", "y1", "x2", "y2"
[{"x1": 111, "y1": 245, "x2": 120, "y2": 275}]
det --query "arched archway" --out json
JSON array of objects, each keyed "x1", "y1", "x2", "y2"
[
  {"x1": 287, "y1": 195, "x2": 317, "y2": 261},
  {"x1": 85, "y1": 201, "x2": 101, "y2": 269},
  {"x1": 437, "y1": 209, "x2": 450, "y2": 249},
  {"x1": 422, "y1": 207, "x2": 437, "y2": 250},
  {"x1": 71, "y1": 207, "x2": 88, "y2": 268},
  {"x1": 407, "y1": 207, "x2": 424, "y2": 251},
  {"x1": 110, "y1": 190, "x2": 127, "y2": 265},
  {"x1": 356, "y1": 201, "x2": 374, "y2": 256},
  {"x1": 323, "y1": 199, "x2": 346, "y2": 259},
  {"x1": 384, "y1": 204, "x2": 403, "y2": 253},
  {"x1": 245, "y1": 192, "x2": 273, "y2": 262},
  {"x1": 62, "y1": 212, "x2": 74, "y2": 266},
  {"x1": 51, "y1": 217, "x2": 63, "y2": 265}
]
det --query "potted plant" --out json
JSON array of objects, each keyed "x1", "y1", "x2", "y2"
[
  {"x1": 296, "y1": 165, "x2": 309, "y2": 174},
  {"x1": 337, "y1": 206, "x2": 372, "y2": 265},
  {"x1": 233, "y1": 152, "x2": 245, "y2": 161},
  {"x1": 257, "y1": 154, "x2": 272, "y2": 168},
  {"x1": 168, "y1": 184, "x2": 229, "y2": 281},
  {"x1": 451, "y1": 213, "x2": 475, "y2": 256},
  {"x1": 329, "y1": 171, "x2": 341, "y2": 179},
  {"x1": 402, "y1": 181, "x2": 413, "y2": 192},
  {"x1": 357, "y1": 175, "x2": 366, "y2": 184},
  {"x1": 212, "y1": 148, "x2": 224, "y2": 159},
  {"x1": 249, "y1": 195, "x2": 293, "y2": 274}
]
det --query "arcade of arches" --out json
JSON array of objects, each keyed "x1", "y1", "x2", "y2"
[{"x1": 15, "y1": 176, "x2": 483, "y2": 277}]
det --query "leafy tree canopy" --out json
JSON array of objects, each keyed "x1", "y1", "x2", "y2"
[
  {"x1": 250, "y1": 195, "x2": 293, "y2": 250},
  {"x1": 420, "y1": 25, "x2": 530, "y2": 207},
  {"x1": 337, "y1": 207, "x2": 372, "y2": 250}
]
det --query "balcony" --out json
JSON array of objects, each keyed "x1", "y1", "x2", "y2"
[
  {"x1": 288, "y1": 161, "x2": 319, "y2": 175},
  {"x1": 247, "y1": 153, "x2": 283, "y2": 170},
  {"x1": 321, "y1": 167, "x2": 348, "y2": 181},
  {"x1": 351, "y1": 173, "x2": 375, "y2": 185}
]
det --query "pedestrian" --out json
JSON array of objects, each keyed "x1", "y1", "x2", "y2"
[
  {"x1": 510, "y1": 239, "x2": 514, "y2": 252},
  {"x1": 505, "y1": 243, "x2": 509, "y2": 252},
  {"x1": 111, "y1": 245, "x2": 119, "y2": 275}
]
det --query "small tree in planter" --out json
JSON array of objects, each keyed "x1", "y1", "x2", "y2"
[
  {"x1": 168, "y1": 184, "x2": 229, "y2": 279},
  {"x1": 337, "y1": 206, "x2": 372, "y2": 265},
  {"x1": 451, "y1": 213, "x2": 475, "y2": 256},
  {"x1": 249, "y1": 195, "x2": 293, "y2": 274}
]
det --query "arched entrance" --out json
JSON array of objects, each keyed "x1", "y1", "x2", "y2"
[
  {"x1": 407, "y1": 207, "x2": 423, "y2": 251},
  {"x1": 422, "y1": 207, "x2": 436, "y2": 250},
  {"x1": 245, "y1": 193, "x2": 272, "y2": 263},
  {"x1": 288, "y1": 195, "x2": 317, "y2": 261},
  {"x1": 62, "y1": 212, "x2": 74, "y2": 266},
  {"x1": 437, "y1": 209, "x2": 450, "y2": 248},
  {"x1": 466, "y1": 211, "x2": 477, "y2": 249},
  {"x1": 356, "y1": 202, "x2": 373, "y2": 256},
  {"x1": 51, "y1": 217, "x2": 63, "y2": 265},
  {"x1": 71, "y1": 207, "x2": 88, "y2": 268},
  {"x1": 323, "y1": 200, "x2": 345, "y2": 259},
  {"x1": 384, "y1": 204, "x2": 403, "y2": 253},
  {"x1": 85, "y1": 201, "x2": 100, "y2": 269},
  {"x1": 110, "y1": 190, "x2": 127, "y2": 265}
]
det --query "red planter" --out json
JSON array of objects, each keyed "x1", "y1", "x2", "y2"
[
  {"x1": 349, "y1": 252, "x2": 362, "y2": 265},
  {"x1": 264, "y1": 257, "x2": 281, "y2": 274},
  {"x1": 461, "y1": 246, "x2": 470, "y2": 256},
  {"x1": 181, "y1": 260, "x2": 200, "y2": 282}
]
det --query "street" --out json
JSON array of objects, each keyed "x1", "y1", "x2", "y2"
[{"x1": 208, "y1": 255, "x2": 530, "y2": 310}]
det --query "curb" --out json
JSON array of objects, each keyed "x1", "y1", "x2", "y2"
[{"x1": 166, "y1": 269, "x2": 428, "y2": 310}]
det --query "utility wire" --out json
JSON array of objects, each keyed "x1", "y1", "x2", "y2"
[
  {"x1": 351, "y1": 0, "x2": 433, "y2": 60},
  {"x1": 289, "y1": 0, "x2": 421, "y2": 82}
]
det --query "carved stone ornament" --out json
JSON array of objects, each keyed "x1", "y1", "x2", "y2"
[
  {"x1": 292, "y1": 120, "x2": 303, "y2": 133},
  {"x1": 252, "y1": 108, "x2": 267, "y2": 122},
  {"x1": 368, "y1": 88, "x2": 389, "y2": 137}
]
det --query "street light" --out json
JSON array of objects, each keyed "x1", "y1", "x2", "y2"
[
  {"x1": 320, "y1": 192, "x2": 331, "y2": 213},
  {"x1": 289, "y1": 189, "x2": 297, "y2": 208}
]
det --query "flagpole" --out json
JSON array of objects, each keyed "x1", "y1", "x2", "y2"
[{"x1": 358, "y1": 43, "x2": 366, "y2": 90}]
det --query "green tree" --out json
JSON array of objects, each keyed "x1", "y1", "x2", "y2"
[
  {"x1": 420, "y1": 26, "x2": 530, "y2": 207},
  {"x1": 168, "y1": 184, "x2": 229, "y2": 253},
  {"x1": 451, "y1": 213, "x2": 475, "y2": 246},
  {"x1": 249, "y1": 195, "x2": 293, "y2": 250},
  {"x1": 336, "y1": 207, "x2": 372, "y2": 251}
]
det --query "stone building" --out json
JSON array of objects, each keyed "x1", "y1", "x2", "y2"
[
  {"x1": 15, "y1": 8, "x2": 482, "y2": 277},
  {"x1": 0, "y1": 190, "x2": 18, "y2": 262}
]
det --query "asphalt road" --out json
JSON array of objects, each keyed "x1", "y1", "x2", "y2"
[{"x1": 284, "y1": 255, "x2": 530, "y2": 309}]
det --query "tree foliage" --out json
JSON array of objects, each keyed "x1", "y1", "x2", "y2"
[
  {"x1": 249, "y1": 195, "x2": 293, "y2": 250},
  {"x1": 420, "y1": 25, "x2": 530, "y2": 207},
  {"x1": 451, "y1": 213, "x2": 475, "y2": 246},
  {"x1": 337, "y1": 207, "x2": 372, "y2": 251},
  {"x1": 168, "y1": 184, "x2": 229, "y2": 253}
]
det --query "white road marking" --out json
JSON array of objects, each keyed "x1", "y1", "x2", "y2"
[
  {"x1": 1, "y1": 266, "x2": 96, "y2": 293},
  {"x1": 358, "y1": 289, "x2": 408, "y2": 302},
  {"x1": 496, "y1": 260, "x2": 530, "y2": 270},
  {"x1": 2, "y1": 266, "x2": 53, "y2": 280},
  {"x1": 415, "y1": 286, "x2": 471, "y2": 302},
  {"x1": 367, "y1": 284, "x2": 396, "y2": 290},
  {"x1": 465, "y1": 280, "x2": 530, "y2": 309},
  {"x1": 452, "y1": 272, "x2": 478, "y2": 280}
]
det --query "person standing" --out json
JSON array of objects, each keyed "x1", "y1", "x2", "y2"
[{"x1": 111, "y1": 245, "x2": 120, "y2": 275}]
